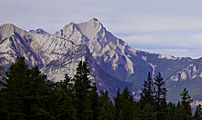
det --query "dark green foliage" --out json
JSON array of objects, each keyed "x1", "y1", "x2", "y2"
[
  {"x1": 140, "y1": 103, "x2": 156, "y2": 120},
  {"x1": 0, "y1": 58, "x2": 199, "y2": 120},
  {"x1": 51, "y1": 75, "x2": 76, "y2": 120},
  {"x1": 180, "y1": 88, "x2": 193, "y2": 120},
  {"x1": 90, "y1": 83, "x2": 100, "y2": 120},
  {"x1": 154, "y1": 72, "x2": 167, "y2": 120},
  {"x1": 140, "y1": 72, "x2": 155, "y2": 106},
  {"x1": 73, "y1": 60, "x2": 96, "y2": 120},
  {"x1": 194, "y1": 104, "x2": 202, "y2": 120},
  {"x1": 166, "y1": 102, "x2": 182, "y2": 120},
  {"x1": 0, "y1": 57, "x2": 52, "y2": 119},
  {"x1": 114, "y1": 87, "x2": 135, "y2": 120},
  {"x1": 97, "y1": 91, "x2": 115, "y2": 120}
]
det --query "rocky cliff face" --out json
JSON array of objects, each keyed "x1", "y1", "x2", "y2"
[{"x1": 0, "y1": 18, "x2": 201, "y2": 101}]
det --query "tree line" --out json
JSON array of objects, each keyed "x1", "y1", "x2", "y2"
[{"x1": 0, "y1": 57, "x2": 201, "y2": 120}]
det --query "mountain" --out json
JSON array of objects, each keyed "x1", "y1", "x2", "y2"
[
  {"x1": 0, "y1": 19, "x2": 202, "y2": 102},
  {"x1": 29, "y1": 28, "x2": 49, "y2": 35}
]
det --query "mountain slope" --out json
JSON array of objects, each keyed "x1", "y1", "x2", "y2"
[{"x1": 0, "y1": 19, "x2": 201, "y2": 101}]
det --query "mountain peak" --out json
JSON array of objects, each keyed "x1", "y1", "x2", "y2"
[
  {"x1": 65, "y1": 22, "x2": 78, "y2": 29},
  {"x1": 91, "y1": 17, "x2": 99, "y2": 21},
  {"x1": 0, "y1": 23, "x2": 17, "y2": 32},
  {"x1": 87, "y1": 18, "x2": 103, "y2": 27},
  {"x1": 56, "y1": 18, "x2": 104, "y2": 41},
  {"x1": 0, "y1": 23, "x2": 15, "y2": 27},
  {"x1": 0, "y1": 23, "x2": 27, "y2": 38},
  {"x1": 76, "y1": 18, "x2": 104, "y2": 40},
  {"x1": 88, "y1": 18, "x2": 100, "y2": 24}
]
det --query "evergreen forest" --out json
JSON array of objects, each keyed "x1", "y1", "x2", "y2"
[{"x1": 0, "y1": 57, "x2": 201, "y2": 120}]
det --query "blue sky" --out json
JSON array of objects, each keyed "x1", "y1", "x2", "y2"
[{"x1": 0, "y1": 0, "x2": 201, "y2": 58}]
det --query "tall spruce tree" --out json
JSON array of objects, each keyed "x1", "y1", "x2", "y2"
[
  {"x1": 0, "y1": 57, "x2": 52, "y2": 119},
  {"x1": 1, "y1": 57, "x2": 32, "y2": 120},
  {"x1": 154, "y1": 72, "x2": 167, "y2": 120},
  {"x1": 27, "y1": 66, "x2": 53, "y2": 120},
  {"x1": 89, "y1": 82, "x2": 99, "y2": 120},
  {"x1": 73, "y1": 60, "x2": 97, "y2": 120},
  {"x1": 180, "y1": 88, "x2": 193, "y2": 120},
  {"x1": 139, "y1": 72, "x2": 156, "y2": 120},
  {"x1": 166, "y1": 102, "x2": 181, "y2": 120},
  {"x1": 114, "y1": 87, "x2": 134, "y2": 120},
  {"x1": 140, "y1": 72, "x2": 155, "y2": 105},
  {"x1": 51, "y1": 75, "x2": 76, "y2": 120},
  {"x1": 97, "y1": 91, "x2": 115, "y2": 120}
]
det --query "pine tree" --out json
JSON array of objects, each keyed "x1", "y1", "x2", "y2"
[
  {"x1": 73, "y1": 60, "x2": 97, "y2": 120},
  {"x1": 0, "y1": 57, "x2": 53, "y2": 119},
  {"x1": 90, "y1": 82, "x2": 99, "y2": 120},
  {"x1": 114, "y1": 87, "x2": 134, "y2": 120},
  {"x1": 167, "y1": 102, "x2": 180, "y2": 120},
  {"x1": 1, "y1": 57, "x2": 31, "y2": 120},
  {"x1": 141, "y1": 103, "x2": 156, "y2": 120},
  {"x1": 175, "y1": 102, "x2": 184, "y2": 120},
  {"x1": 140, "y1": 72, "x2": 155, "y2": 106},
  {"x1": 97, "y1": 91, "x2": 115, "y2": 120},
  {"x1": 51, "y1": 75, "x2": 76, "y2": 120},
  {"x1": 194, "y1": 104, "x2": 202, "y2": 120},
  {"x1": 180, "y1": 88, "x2": 193, "y2": 120},
  {"x1": 154, "y1": 72, "x2": 167, "y2": 120},
  {"x1": 27, "y1": 66, "x2": 53, "y2": 120}
]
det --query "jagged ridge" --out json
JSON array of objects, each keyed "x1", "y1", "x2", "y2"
[{"x1": 0, "y1": 18, "x2": 202, "y2": 101}]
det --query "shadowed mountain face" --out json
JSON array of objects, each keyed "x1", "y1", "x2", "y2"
[{"x1": 0, "y1": 18, "x2": 202, "y2": 101}]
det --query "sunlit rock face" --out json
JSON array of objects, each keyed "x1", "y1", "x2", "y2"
[{"x1": 0, "y1": 18, "x2": 202, "y2": 101}]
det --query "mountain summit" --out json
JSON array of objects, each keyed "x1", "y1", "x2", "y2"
[{"x1": 0, "y1": 18, "x2": 202, "y2": 102}]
